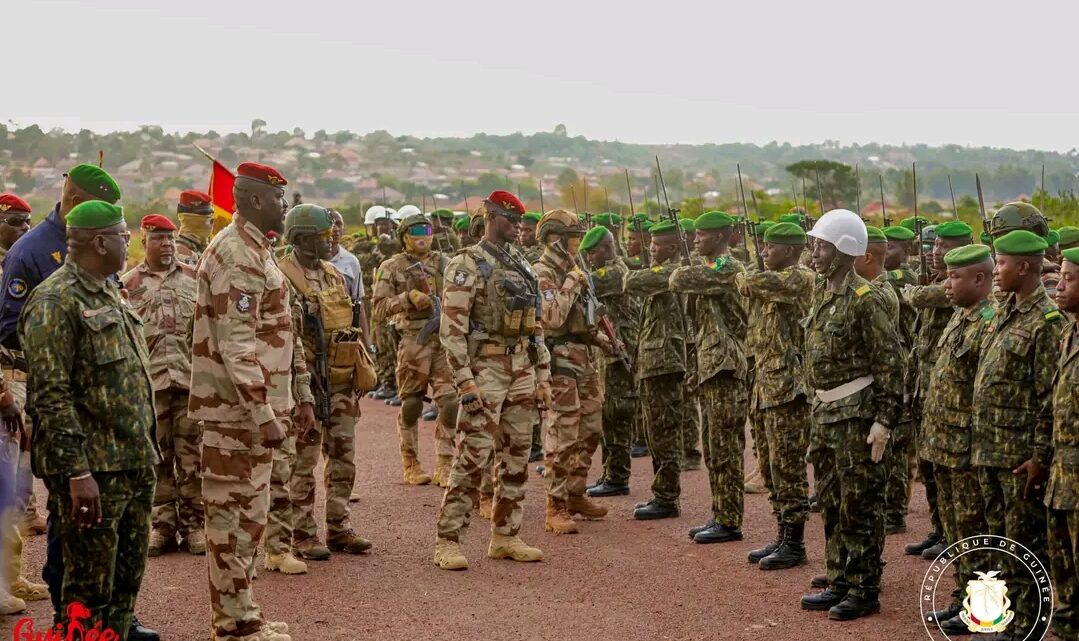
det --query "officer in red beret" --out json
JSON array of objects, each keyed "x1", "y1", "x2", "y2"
[
  {"x1": 121, "y1": 215, "x2": 203, "y2": 559},
  {"x1": 175, "y1": 190, "x2": 213, "y2": 267},
  {"x1": 0, "y1": 194, "x2": 32, "y2": 278}
]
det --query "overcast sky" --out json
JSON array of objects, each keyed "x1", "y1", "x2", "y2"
[{"x1": 8, "y1": 0, "x2": 1075, "y2": 151}]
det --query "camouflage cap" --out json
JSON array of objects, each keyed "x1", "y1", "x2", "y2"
[
  {"x1": 396, "y1": 213, "x2": 431, "y2": 239},
  {"x1": 537, "y1": 208, "x2": 582, "y2": 240}
]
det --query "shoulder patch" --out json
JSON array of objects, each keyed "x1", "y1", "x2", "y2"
[
  {"x1": 855, "y1": 284, "x2": 871, "y2": 297},
  {"x1": 711, "y1": 256, "x2": 729, "y2": 272},
  {"x1": 1045, "y1": 309, "x2": 1063, "y2": 322},
  {"x1": 236, "y1": 292, "x2": 252, "y2": 314},
  {"x1": 7, "y1": 278, "x2": 27, "y2": 300},
  {"x1": 543, "y1": 289, "x2": 555, "y2": 301},
  {"x1": 980, "y1": 306, "x2": 995, "y2": 322},
  {"x1": 890, "y1": 269, "x2": 903, "y2": 280},
  {"x1": 452, "y1": 269, "x2": 469, "y2": 285}
]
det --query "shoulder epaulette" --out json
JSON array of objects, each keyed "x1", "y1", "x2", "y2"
[
  {"x1": 651, "y1": 265, "x2": 666, "y2": 273},
  {"x1": 890, "y1": 269, "x2": 903, "y2": 280},
  {"x1": 597, "y1": 267, "x2": 608, "y2": 277},
  {"x1": 855, "y1": 284, "x2": 872, "y2": 297},
  {"x1": 980, "y1": 306, "x2": 995, "y2": 322},
  {"x1": 1045, "y1": 309, "x2": 1063, "y2": 322}
]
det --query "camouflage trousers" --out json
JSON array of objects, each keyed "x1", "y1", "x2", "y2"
[
  {"x1": 699, "y1": 375, "x2": 747, "y2": 527},
  {"x1": 373, "y1": 321, "x2": 399, "y2": 386},
  {"x1": 292, "y1": 389, "x2": 360, "y2": 545},
  {"x1": 682, "y1": 388, "x2": 702, "y2": 466},
  {"x1": 600, "y1": 361, "x2": 636, "y2": 486},
  {"x1": 810, "y1": 417, "x2": 888, "y2": 599},
  {"x1": 543, "y1": 343, "x2": 604, "y2": 500},
  {"x1": 151, "y1": 387, "x2": 203, "y2": 537},
  {"x1": 759, "y1": 397, "x2": 811, "y2": 526},
  {"x1": 436, "y1": 351, "x2": 535, "y2": 542},
  {"x1": 395, "y1": 332, "x2": 456, "y2": 461},
  {"x1": 1048, "y1": 508, "x2": 1078, "y2": 640},
  {"x1": 640, "y1": 373, "x2": 685, "y2": 506},
  {"x1": 202, "y1": 420, "x2": 274, "y2": 639},
  {"x1": 882, "y1": 417, "x2": 916, "y2": 530},
  {"x1": 43, "y1": 467, "x2": 154, "y2": 640},
  {"x1": 977, "y1": 465, "x2": 1050, "y2": 634},
  {"x1": 265, "y1": 434, "x2": 297, "y2": 556},
  {"x1": 934, "y1": 464, "x2": 987, "y2": 605}
]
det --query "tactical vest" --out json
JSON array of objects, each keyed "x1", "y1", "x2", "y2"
[
  {"x1": 538, "y1": 254, "x2": 588, "y2": 339},
  {"x1": 470, "y1": 243, "x2": 539, "y2": 341},
  {"x1": 393, "y1": 253, "x2": 446, "y2": 330},
  {"x1": 279, "y1": 257, "x2": 359, "y2": 387}
]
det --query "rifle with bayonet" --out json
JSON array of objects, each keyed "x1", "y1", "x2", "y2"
[
  {"x1": 408, "y1": 261, "x2": 442, "y2": 344},
  {"x1": 655, "y1": 157, "x2": 691, "y2": 264},
  {"x1": 626, "y1": 168, "x2": 650, "y2": 268},
  {"x1": 737, "y1": 164, "x2": 764, "y2": 270},
  {"x1": 913, "y1": 162, "x2": 928, "y2": 285},
  {"x1": 976, "y1": 173, "x2": 995, "y2": 260},
  {"x1": 879, "y1": 175, "x2": 890, "y2": 228}
]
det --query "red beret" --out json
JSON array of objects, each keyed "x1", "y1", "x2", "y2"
[
  {"x1": 141, "y1": 214, "x2": 177, "y2": 233},
  {"x1": 486, "y1": 190, "x2": 525, "y2": 216},
  {"x1": 179, "y1": 190, "x2": 211, "y2": 207},
  {"x1": 236, "y1": 162, "x2": 287, "y2": 187},
  {"x1": 0, "y1": 193, "x2": 32, "y2": 214}
]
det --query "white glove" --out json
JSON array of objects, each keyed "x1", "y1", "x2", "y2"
[{"x1": 866, "y1": 422, "x2": 891, "y2": 464}]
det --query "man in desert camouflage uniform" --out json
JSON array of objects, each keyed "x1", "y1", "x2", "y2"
[
  {"x1": 584, "y1": 227, "x2": 640, "y2": 498},
  {"x1": 737, "y1": 222, "x2": 815, "y2": 570},
  {"x1": 799, "y1": 210, "x2": 902, "y2": 621},
  {"x1": 20, "y1": 200, "x2": 159, "y2": 640},
  {"x1": 671, "y1": 212, "x2": 748, "y2": 544},
  {"x1": 372, "y1": 213, "x2": 459, "y2": 487},
  {"x1": 531, "y1": 210, "x2": 611, "y2": 534},
  {"x1": 1047, "y1": 247, "x2": 1079, "y2": 641},
  {"x1": 433, "y1": 190, "x2": 548, "y2": 570},
  {"x1": 121, "y1": 214, "x2": 203, "y2": 557},
  {"x1": 971, "y1": 229, "x2": 1061, "y2": 640},
  {"x1": 174, "y1": 190, "x2": 215, "y2": 267},
  {"x1": 625, "y1": 219, "x2": 690, "y2": 520},
  {"x1": 188, "y1": 162, "x2": 313, "y2": 641},
  {"x1": 364, "y1": 205, "x2": 400, "y2": 402}
]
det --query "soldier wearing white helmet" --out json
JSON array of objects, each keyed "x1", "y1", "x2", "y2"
[
  {"x1": 364, "y1": 205, "x2": 404, "y2": 403},
  {"x1": 798, "y1": 209, "x2": 903, "y2": 621},
  {"x1": 395, "y1": 204, "x2": 422, "y2": 220}
]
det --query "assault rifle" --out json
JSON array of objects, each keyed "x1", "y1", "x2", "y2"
[
  {"x1": 408, "y1": 261, "x2": 442, "y2": 344},
  {"x1": 304, "y1": 308, "x2": 332, "y2": 422},
  {"x1": 553, "y1": 239, "x2": 632, "y2": 374},
  {"x1": 976, "y1": 173, "x2": 995, "y2": 260}
]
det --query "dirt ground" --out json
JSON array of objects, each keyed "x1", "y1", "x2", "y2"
[{"x1": 4, "y1": 398, "x2": 944, "y2": 641}]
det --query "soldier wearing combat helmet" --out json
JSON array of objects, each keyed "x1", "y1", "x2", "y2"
[
  {"x1": 989, "y1": 201, "x2": 1050, "y2": 239},
  {"x1": 372, "y1": 213, "x2": 459, "y2": 488}
]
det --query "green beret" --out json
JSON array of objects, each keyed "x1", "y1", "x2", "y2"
[
  {"x1": 943, "y1": 244, "x2": 991, "y2": 268},
  {"x1": 679, "y1": 218, "x2": 695, "y2": 232},
  {"x1": 695, "y1": 211, "x2": 735, "y2": 230},
  {"x1": 453, "y1": 217, "x2": 469, "y2": 231},
  {"x1": 66, "y1": 200, "x2": 124, "y2": 229},
  {"x1": 1062, "y1": 247, "x2": 1079, "y2": 265},
  {"x1": 899, "y1": 216, "x2": 930, "y2": 232},
  {"x1": 639, "y1": 221, "x2": 654, "y2": 233},
  {"x1": 763, "y1": 222, "x2": 807, "y2": 245},
  {"x1": 980, "y1": 231, "x2": 993, "y2": 245},
  {"x1": 593, "y1": 212, "x2": 623, "y2": 226},
  {"x1": 580, "y1": 226, "x2": 611, "y2": 252},
  {"x1": 431, "y1": 208, "x2": 455, "y2": 220},
  {"x1": 66, "y1": 163, "x2": 121, "y2": 204},
  {"x1": 1046, "y1": 229, "x2": 1060, "y2": 246},
  {"x1": 882, "y1": 226, "x2": 916, "y2": 241},
  {"x1": 935, "y1": 220, "x2": 973, "y2": 239},
  {"x1": 756, "y1": 220, "x2": 776, "y2": 234},
  {"x1": 1057, "y1": 226, "x2": 1079, "y2": 247},
  {"x1": 778, "y1": 213, "x2": 803, "y2": 225},
  {"x1": 522, "y1": 212, "x2": 542, "y2": 224},
  {"x1": 866, "y1": 226, "x2": 887, "y2": 243},
  {"x1": 650, "y1": 220, "x2": 677, "y2": 236},
  {"x1": 994, "y1": 229, "x2": 1048, "y2": 256}
]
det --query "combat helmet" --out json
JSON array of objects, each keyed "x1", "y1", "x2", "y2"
[
  {"x1": 537, "y1": 208, "x2": 583, "y2": 241},
  {"x1": 990, "y1": 202, "x2": 1049, "y2": 238},
  {"x1": 284, "y1": 204, "x2": 334, "y2": 244}
]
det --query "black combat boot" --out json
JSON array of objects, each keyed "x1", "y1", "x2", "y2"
[
  {"x1": 800, "y1": 587, "x2": 847, "y2": 611},
  {"x1": 921, "y1": 537, "x2": 948, "y2": 560},
  {"x1": 810, "y1": 575, "x2": 828, "y2": 588},
  {"x1": 759, "y1": 523, "x2": 807, "y2": 570},
  {"x1": 930, "y1": 603, "x2": 960, "y2": 623},
  {"x1": 693, "y1": 522, "x2": 742, "y2": 544},
  {"x1": 904, "y1": 531, "x2": 942, "y2": 556},
  {"x1": 128, "y1": 617, "x2": 160, "y2": 641},
  {"x1": 828, "y1": 594, "x2": 881, "y2": 621},
  {"x1": 748, "y1": 523, "x2": 783, "y2": 563},
  {"x1": 633, "y1": 500, "x2": 679, "y2": 520},
  {"x1": 688, "y1": 519, "x2": 716, "y2": 540},
  {"x1": 588, "y1": 481, "x2": 629, "y2": 497},
  {"x1": 630, "y1": 444, "x2": 649, "y2": 458},
  {"x1": 937, "y1": 614, "x2": 973, "y2": 635}
]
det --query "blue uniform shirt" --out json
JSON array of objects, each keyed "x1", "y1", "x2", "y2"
[{"x1": 0, "y1": 206, "x2": 67, "y2": 348}]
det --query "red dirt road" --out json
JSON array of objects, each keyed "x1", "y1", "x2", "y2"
[{"x1": 5, "y1": 398, "x2": 942, "y2": 641}]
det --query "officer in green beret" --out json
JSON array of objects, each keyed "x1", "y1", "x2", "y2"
[
  {"x1": 1057, "y1": 225, "x2": 1079, "y2": 251},
  {"x1": 626, "y1": 218, "x2": 652, "y2": 269},
  {"x1": 429, "y1": 208, "x2": 460, "y2": 255},
  {"x1": 519, "y1": 212, "x2": 543, "y2": 264},
  {"x1": 918, "y1": 244, "x2": 996, "y2": 634},
  {"x1": 970, "y1": 230, "x2": 1061, "y2": 639},
  {"x1": 735, "y1": 222, "x2": 815, "y2": 569},
  {"x1": 453, "y1": 215, "x2": 474, "y2": 250},
  {"x1": 1042, "y1": 229, "x2": 1063, "y2": 296},
  {"x1": 1046, "y1": 246, "x2": 1079, "y2": 641},
  {"x1": 854, "y1": 227, "x2": 899, "y2": 317},
  {"x1": 19, "y1": 200, "x2": 159, "y2": 640},
  {"x1": 671, "y1": 211, "x2": 748, "y2": 543}
]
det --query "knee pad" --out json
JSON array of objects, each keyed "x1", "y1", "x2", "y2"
[
  {"x1": 437, "y1": 396, "x2": 459, "y2": 427},
  {"x1": 401, "y1": 394, "x2": 424, "y2": 425}
]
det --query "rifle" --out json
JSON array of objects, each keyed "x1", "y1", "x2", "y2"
[
  {"x1": 304, "y1": 308, "x2": 332, "y2": 422},
  {"x1": 976, "y1": 173, "x2": 995, "y2": 260},
  {"x1": 539, "y1": 183, "x2": 545, "y2": 213},
  {"x1": 737, "y1": 164, "x2": 764, "y2": 270},
  {"x1": 735, "y1": 165, "x2": 751, "y2": 257},
  {"x1": 554, "y1": 239, "x2": 633, "y2": 374},
  {"x1": 748, "y1": 191, "x2": 766, "y2": 270},
  {"x1": 626, "y1": 168, "x2": 650, "y2": 268},
  {"x1": 879, "y1": 175, "x2": 891, "y2": 228},
  {"x1": 913, "y1": 162, "x2": 928, "y2": 285},
  {"x1": 655, "y1": 157, "x2": 691, "y2": 264},
  {"x1": 815, "y1": 168, "x2": 827, "y2": 214},
  {"x1": 583, "y1": 180, "x2": 590, "y2": 227},
  {"x1": 604, "y1": 187, "x2": 611, "y2": 215},
  {"x1": 854, "y1": 164, "x2": 861, "y2": 215},
  {"x1": 408, "y1": 261, "x2": 442, "y2": 344},
  {"x1": 947, "y1": 175, "x2": 958, "y2": 219}
]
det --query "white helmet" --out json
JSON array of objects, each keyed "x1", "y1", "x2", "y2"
[
  {"x1": 386, "y1": 207, "x2": 399, "y2": 224},
  {"x1": 807, "y1": 209, "x2": 867, "y2": 257},
  {"x1": 395, "y1": 204, "x2": 421, "y2": 220},
  {"x1": 364, "y1": 205, "x2": 389, "y2": 225}
]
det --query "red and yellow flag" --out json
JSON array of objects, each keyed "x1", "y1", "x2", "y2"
[{"x1": 208, "y1": 158, "x2": 235, "y2": 236}]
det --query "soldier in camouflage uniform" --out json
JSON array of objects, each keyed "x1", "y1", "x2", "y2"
[
  {"x1": 799, "y1": 210, "x2": 902, "y2": 621},
  {"x1": 20, "y1": 200, "x2": 159, "y2": 640},
  {"x1": 276, "y1": 205, "x2": 371, "y2": 563},
  {"x1": 430, "y1": 208, "x2": 461, "y2": 256},
  {"x1": 1047, "y1": 247, "x2": 1079, "y2": 641},
  {"x1": 519, "y1": 212, "x2": 543, "y2": 264},
  {"x1": 675, "y1": 217, "x2": 704, "y2": 471},
  {"x1": 971, "y1": 229, "x2": 1061, "y2": 640},
  {"x1": 121, "y1": 215, "x2": 203, "y2": 558},
  {"x1": 531, "y1": 212, "x2": 612, "y2": 534},
  {"x1": 364, "y1": 206, "x2": 400, "y2": 401},
  {"x1": 372, "y1": 213, "x2": 459, "y2": 487},
  {"x1": 625, "y1": 219, "x2": 690, "y2": 520},
  {"x1": 671, "y1": 212, "x2": 748, "y2": 543},
  {"x1": 737, "y1": 222, "x2": 815, "y2": 570},
  {"x1": 174, "y1": 190, "x2": 214, "y2": 267},
  {"x1": 917, "y1": 245, "x2": 995, "y2": 636},
  {"x1": 594, "y1": 213, "x2": 628, "y2": 258},
  {"x1": 584, "y1": 228, "x2": 640, "y2": 498},
  {"x1": 626, "y1": 215, "x2": 652, "y2": 270},
  {"x1": 433, "y1": 191, "x2": 548, "y2": 570},
  {"x1": 854, "y1": 227, "x2": 899, "y2": 316},
  {"x1": 188, "y1": 162, "x2": 313, "y2": 641}
]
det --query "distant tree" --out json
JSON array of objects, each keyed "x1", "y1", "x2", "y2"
[
  {"x1": 553, "y1": 124, "x2": 568, "y2": 137},
  {"x1": 292, "y1": 127, "x2": 305, "y2": 138},
  {"x1": 250, "y1": 118, "x2": 267, "y2": 139},
  {"x1": 556, "y1": 168, "x2": 579, "y2": 189},
  {"x1": 218, "y1": 147, "x2": 237, "y2": 164},
  {"x1": 786, "y1": 160, "x2": 857, "y2": 211},
  {"x1": 10, "y1": 168, "x2": 35, "y2": 193}
]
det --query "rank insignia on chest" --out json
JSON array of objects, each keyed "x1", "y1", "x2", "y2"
[
  {"x1": 453, "y1": 270, "x2": 468, "y2": 285},
  {"x1": 7, "y1": 279, "x2": 27, "y2": 299},
  {"x1": 51, "y1": 251, "x2": 62, "y2": 265},
  {"x1": 543, "y1": 289, "x2": 555, "y2": 301},
  {"x1": 236, "y1": 293, "x2": 252, "y2": 313}
]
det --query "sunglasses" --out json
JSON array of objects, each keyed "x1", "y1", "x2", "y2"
[
  {"x1": 499, "y1": 212, "x2": 523, "y2": 224},
  {"x1": 407, "y1": 224, "x2": 433, "y2": 237},
  {"x1": 0, "y1": 215, "x2": 30, "y2": 227}
]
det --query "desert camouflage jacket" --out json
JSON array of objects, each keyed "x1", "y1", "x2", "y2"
[
  {"x1": 175, "y1": 234, "x2": 208, "y2": 267},
  {"x1": 20, "y1": 260, "x2": 159, "y2": 477},
  {"x1": 670, "y1": 255, "x2": 747, "y2": 387},
  {"x1": 122, "y1": 261, "x2": 198, "y2": 392},
  {"x1": 625, "y1": 258, "x2": 688, "y2": 381},
  {"x1": 972, "y1": 286, "x2": 1062, "y2": 470},
  {"x1": 371, "y1": 250, "x2": 447, "y2": 332},
  {"x1": 1047, "y1": 319, "x2": 1079, "y2": 510}
]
